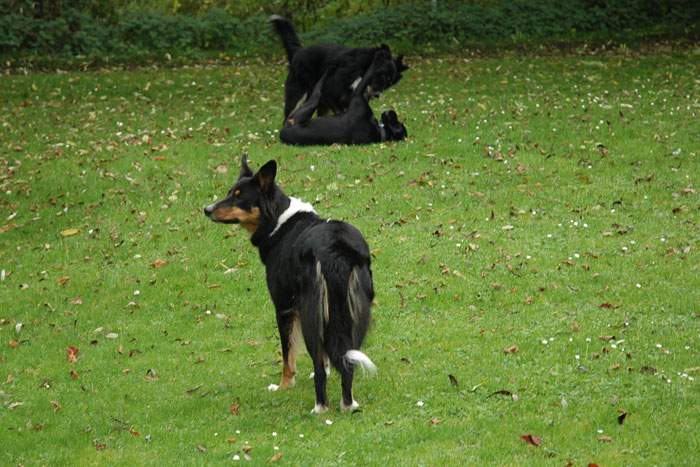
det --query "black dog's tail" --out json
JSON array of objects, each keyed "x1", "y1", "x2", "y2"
[
  {"x1": 268, "y1": 15, "x2": 302, "y2": 63},
  {"x1": 342, "y1": 266, "x2": 377, "y2": 374},
  {"x1": 299, "y1": 260, "x2": 376, "y2": 375}
]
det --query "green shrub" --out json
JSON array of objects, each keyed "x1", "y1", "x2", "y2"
[
  {"x1": 0, "y1": 0, "x2": 698, "y2": 65},
  {"x1": 305, "y1": 0, "x2": 700, "y2": 49}
]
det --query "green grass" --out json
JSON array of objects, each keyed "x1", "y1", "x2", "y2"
[{"x1": 1, "y1": 47, "x2": 699, "y2": 465}]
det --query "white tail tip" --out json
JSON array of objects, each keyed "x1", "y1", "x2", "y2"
[{"x1": 344, "y1": 350, "x2": 377, "y2": 376}]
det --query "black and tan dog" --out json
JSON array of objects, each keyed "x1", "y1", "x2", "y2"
[
  {"x1": 280, "y1": 50, "x2": 407, "y2": 146},
  {"x1": 204, "y1": 157, "x2": 376, "y2": 413},
  {"x1": 269, "y1": 14, "x2": 408, "y2": 118}
]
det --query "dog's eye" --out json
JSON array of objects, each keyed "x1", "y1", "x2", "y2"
[{"x1": 234, "y1": 189, "x2": 241, "y2": 197}]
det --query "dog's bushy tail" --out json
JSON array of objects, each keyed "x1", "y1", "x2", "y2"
[
  {"x1": 344, "y1": 349, "x2": 377, "y2": 375},
  {"x1": 268, "y1": 15, "x2": 302, "y2": 63},
  {"x1": 342, "y1": 265, "x2": 376, "y2": 374}
]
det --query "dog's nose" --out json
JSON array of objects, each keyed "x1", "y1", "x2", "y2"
[{"x1": 203, "y1": 204, "x2": 214, "y2": 216}]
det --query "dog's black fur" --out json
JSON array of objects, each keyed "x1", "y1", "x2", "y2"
[
  {"x1": 269, "y1": 15, "x2": 408, "y2": 118},
  {"x1": 204, "y1": 157, "x2": 376, "y2": 413},
  {"x1": 280, "y1": 51, "x2": 407, "y2": 146}
]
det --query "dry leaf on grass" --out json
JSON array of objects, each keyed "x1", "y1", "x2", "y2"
[
  {"x1": 520, "y1": 433, "x2": 541, "y2": 447},
  {"x1": 60, "y1": 228, "x2": 80, "y2": 237},
  {"x1": 67, "y1": 346, "x2": 79, "y2": 363}
]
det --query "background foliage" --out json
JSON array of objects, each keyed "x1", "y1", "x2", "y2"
[{"x1": 1, "y1": 0, "x2": 699, "y2": 66}]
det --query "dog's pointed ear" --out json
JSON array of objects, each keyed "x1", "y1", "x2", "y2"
[
  {"x1": 380, "y1": 43, "x2": 391, "y2": 52},
  {"x1": 240, "y1": 154, "x2": 253, "y2": 178},
  {"x1": 255, "y1": 160, "x2": 277, "y2": 193}
]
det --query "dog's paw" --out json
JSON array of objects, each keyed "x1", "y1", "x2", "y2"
[
  {"x1": 311, "y1": 404, "x2": 328, "y2": 415},
  {"x1": 267, "y1": 383, "x2": 280, "y2": 392},
  {"x1": 340, "y1": 400, "x2": 360, "y2": 412},
  {"x1": 280, "y1": 377, "x2": 295, "y2": 389}
]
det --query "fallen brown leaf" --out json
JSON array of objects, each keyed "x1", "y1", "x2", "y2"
[
  {"x1": 270, "y1": 453, "x2": 283, "y2": 462},
  {"x1": 520, "y1": 433, "x2": 541, "y2": 447},
  {"x1": 67, "y1": 346, "x2": 79, "y2": 363},
  {"x1": 503, "y1": 345, "x2": 519, "y2": 354},
  {"x1": 151, "y1": 258, "x2": 167, "y2": 269},
  {"x1": 0, "y1": 223, "x2": 16, "y2": 234},
  {"x1": 60, "y1": 228, "x2": 80, "y2": 237},
  {"x1": 597, "y1": 435, "x2": 612, "y2": 443},
  {"x1": 229, "y1": 403, "x2": 240, "y2": 416}
]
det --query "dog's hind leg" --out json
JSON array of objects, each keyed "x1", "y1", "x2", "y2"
[
  {"x1": 286, "y1": 72, "x2": 326, "y2": 126},
  {"x1": 284, "y1": 76, "x2": 307, "y2": 119},
  {"x1": 309, "y1": 351, "x2": 329, "y2": 414},
  {"x1": 299, "y1": 261, "x2": 331, "y2": 413},
  {"x1": 275, "y1": 310, "x2": 300, "y2": 389},
  {"x1": 338, "y1": 359, "x2": 357, "y2": 411}
]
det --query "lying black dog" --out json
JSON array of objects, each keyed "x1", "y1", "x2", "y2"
[
  {"x1": 279, "y1": 51, "x2": 407, "y2": 146},
  {"x1": 269, "y1": 15, "x2": 408, "y2": 118}
]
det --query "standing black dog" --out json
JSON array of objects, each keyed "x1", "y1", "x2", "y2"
[
  {"x1": 269, "y1": 15, "x2": 408, "y2": 118},
  {"x1": 204, "y1": 157, "x2": 377, "y2": 413},
  {"x1": 280, "y1": 50, "x2": 407, "y2": 146}
]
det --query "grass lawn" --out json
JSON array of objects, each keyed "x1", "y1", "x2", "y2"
[{"x1": 1, "y1": 47, "x2": 699, "y2": 465}]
